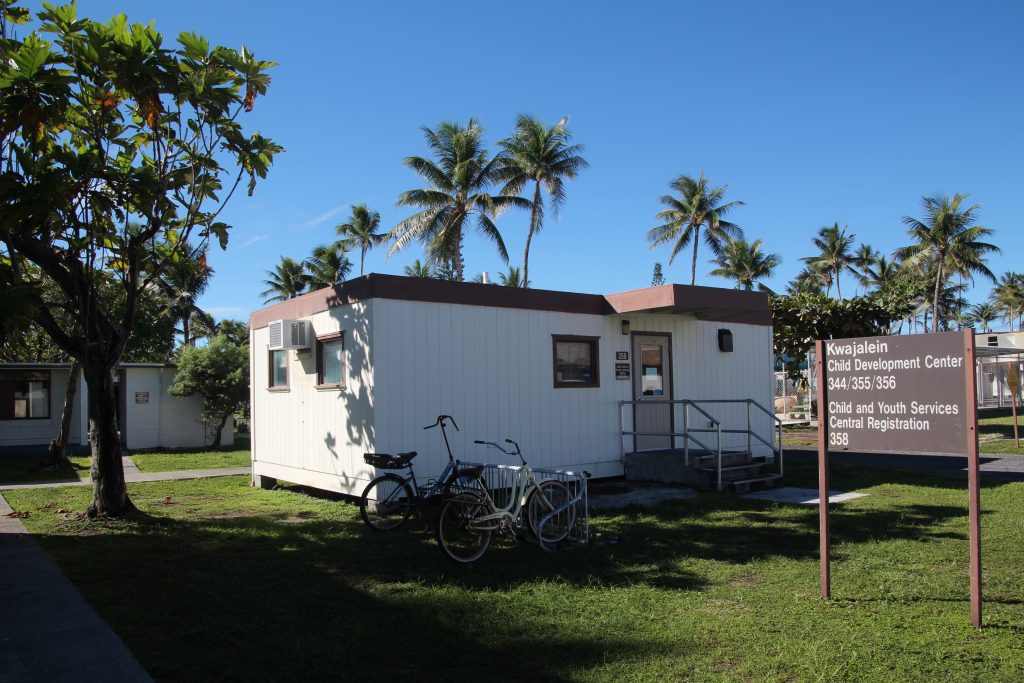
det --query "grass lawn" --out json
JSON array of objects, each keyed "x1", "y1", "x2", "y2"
[
  {"x1": 130, "y1": 449, "x2": 250, "y2": 473},
  {"x1": 4, "y1": 463, "x2": 1023, "y2": 682},
  {"x1": 0, "y1": 454, "x2": 91, "y2": 485}
]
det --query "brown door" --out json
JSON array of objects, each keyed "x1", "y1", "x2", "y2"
[{"x1": 633, "y1": 334, "x2": 672, "y2": 451}]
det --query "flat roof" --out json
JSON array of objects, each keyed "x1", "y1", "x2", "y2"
[{"x1": 249, "y1": 273, "x2": 772, "y2": 329}]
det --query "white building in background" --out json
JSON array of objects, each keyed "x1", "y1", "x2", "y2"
[
  {"x1": 976, "y1": 331, "x2": 1024, "y2": 408},
  {"x1": 0, "y1": 363, "x2": 232, "y2": 451},
  {"x1": 248, "y1": 274, "x2": 776, "y2": 496}
]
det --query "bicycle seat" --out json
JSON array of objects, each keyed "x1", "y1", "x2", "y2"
[{"x1": 363, "y1": 451, "x2": 417, "y2": 469}]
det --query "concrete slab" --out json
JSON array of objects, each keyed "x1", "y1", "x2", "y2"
[
  {"x1": 743, "y1": 486, "x2": 868, "y2": 506},
  {"x1": 590, "y1": 482, "x2": 698, "y2": 510},
  {"x1": 0, "y1": 494, "x2": 152, "y2": 683}
]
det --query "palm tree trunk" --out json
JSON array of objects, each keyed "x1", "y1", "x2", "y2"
[
  {"x1": 360, "y1": 246, "x2": 366, "y2": 277},
  {"x1": 522, "y1": 181, "x2": 542, "y2": 290},
  {"x1": 835, "y1": 266, "x2": 842, "y2": 300},
  {"x1": 455, "y1": 231, "x2": 465, "y2": 282},
  {"x1": 932, "y1": 265, "x2": 943, "y2": 333},
  {"x1": 690, "y1": 225, "x2": 700, "y2": 286}
]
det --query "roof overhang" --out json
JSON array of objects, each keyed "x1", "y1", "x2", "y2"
[{"x1": 605, "y1": 284, "x2": 772, "y2": 325}]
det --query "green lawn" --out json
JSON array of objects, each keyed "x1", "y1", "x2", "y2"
[
  {"x1": 0, "y1": 454, "x2": 90, "y2": 485},
  {"x1": 130, "y1": 449, "x2": 250, "y2": 473},
  {"x1": 4, "y1": 463, "x2": 1023, "y2": 682}
]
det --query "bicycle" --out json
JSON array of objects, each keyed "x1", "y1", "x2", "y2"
[
  {"x1": 436, "y1": 438, "x2": 577, "y2": 564},
  {"x1": 360, "y1": 415, "x2": 483, "y2": 531}
]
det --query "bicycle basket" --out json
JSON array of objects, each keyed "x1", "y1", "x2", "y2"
[{"x1": 363, "y1": 452, "x2": 413, "y2": 470}]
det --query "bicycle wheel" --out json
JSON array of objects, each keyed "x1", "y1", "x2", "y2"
[
  {"x1": 436, "y1": 492, "x2": 491, "y2": 564},
  {"x1": 360, "y1": 474, "x2": 414, "y2": 531},
  {"x1": 527, "y1": 480, "x2": 576, "y2": 544}
]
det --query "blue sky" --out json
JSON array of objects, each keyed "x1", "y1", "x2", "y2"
[{"x1": 28, "y1": 1, "x2": 1024, "y2": 321}]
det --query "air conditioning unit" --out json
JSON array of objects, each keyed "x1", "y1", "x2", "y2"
[{"x1": 268, "y1": 319, "x2": 311, "y2": 350}]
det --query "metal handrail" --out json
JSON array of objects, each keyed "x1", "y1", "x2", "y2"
[{"x1": 620, "y1": 397, "x2": 785, "y2": 490}]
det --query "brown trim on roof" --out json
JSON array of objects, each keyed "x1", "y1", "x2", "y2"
[{"x1": 249, "y1": 273, "x2": 771, "y2": 329}]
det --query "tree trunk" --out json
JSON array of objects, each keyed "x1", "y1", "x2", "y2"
[
  {"x1": 835, "y1": 266, "x2": 842, "y2": 300},
  {"x1": 455, "y1": 231, "x2": 465, "y2": 282},
  {"x1": 182, "y1": 315, "x2": 191, "y2": 347},
  {"x1": 932, "y1": 265, "x2": 943, "y2": 333},
  {"x1": 690, "y1": 225, "x2": 700, "y2": 286},
  {"x1": 84, "y1": 363, "x2": 135, "y2": 518},
  {"x1": 360, "y1": 246, "x2": 366, "y2": 277},
  {"x1": 210, "y1": 413, "x2": 230, "y2": 450},
  {"x1": 39, "y1": 360, "x2": 79, "y2": 470},
  {"x1": 522, "y1": 181, "x2": 542, "y2": 290}
]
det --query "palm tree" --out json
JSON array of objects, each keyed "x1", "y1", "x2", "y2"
[
  {"x1": 708, "y1": 238, "x2": 780, "y2": 292},
  {"x1": 802, "y1": 223, "x2": 856, "y2": 299},
  {"x1": 860, "y1": 254, "x2": 900, "y2": 294},
  {"x1": 969, "y1": 302, "x2": 999, "y2": 332},
  {"x1": 260, "y1": 257, "x2": 309, "y2": 303},
  {"x1": 498, "y1": 266, "x2": 528, "y2": 288},
  {"x1": 991, "y1": 273, "x2": 1024, "y2": 332},
  {"x1": 336, "y1": 204, "x2": 384, "y2": 277},
  {"x1": 158, "y1": 242, "x2": 214, "y2": 347},
  {"x1": 403, "y1": 259, "x2": 433, "y2": 278},
  {"x1": 852, "y1": 243, "x2": 880, "y2": 293},
  {"x1": 647, "y1": 173, "x2": 744, "y2": 286},
  {"x1": 496, "y1": 115, "x2": 588, "y2": 289},
  {"x1": 786, "y1": 266, "x2": 832, "y2": 296},
  {"x1": 389, "y1": 119, "x2": 528, "y2": 281},
  {"x1": 305, "y1": 242, "x2": 352, "y2": 288},
  {"x1": 897, "y1": 194, "x2": 1000, "y2": 332}
]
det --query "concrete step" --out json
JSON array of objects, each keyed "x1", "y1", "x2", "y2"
[
  {"x1": 695, "y1": 462, "x2": 770, "y2": 481},
  {"x1": 689, "y1": 451, "x2": 766, "y2": 468},
  {"x1": 722, "y1": 473, "x2": 784, "y2": 494}
]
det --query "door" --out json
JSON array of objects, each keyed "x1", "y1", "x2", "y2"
[{"x1": 633, "y1": 334, "x2": 672, "y2": 451}]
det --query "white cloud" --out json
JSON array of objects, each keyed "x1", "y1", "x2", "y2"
[
  {"x1": 291, "y1": 205, "x2": 345, "y2": 231},
  {"x1": 206, "y1": 306, "x2": 247, "y2": 319},
  {"x1": 240, "y1": 233, "x2": 270, "y2": 247}
]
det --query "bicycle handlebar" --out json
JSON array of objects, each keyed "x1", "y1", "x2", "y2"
[
  {"x1": 473, "y1": 438, "x2": 522, "y2": 458},
  {"x1": 424, "y1": 415, "x2": 459, "y2": 431}
]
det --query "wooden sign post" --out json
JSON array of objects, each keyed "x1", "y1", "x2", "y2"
[{"x1": 816, "y1": 329, "x2": 982, "y2": 626}]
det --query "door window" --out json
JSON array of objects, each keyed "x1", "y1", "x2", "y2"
[{"x1": 640, "y1": 344, "x2": 664, "y2": 396}]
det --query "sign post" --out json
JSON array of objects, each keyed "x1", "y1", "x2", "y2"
[{"x1": 815, "y1": 329, "x2": 982, "y2": 626}]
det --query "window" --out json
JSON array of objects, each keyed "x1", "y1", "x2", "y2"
[
  {"x1": 316, "y1": 333, "x2": 345, "y2": 388},
  {"x1": 640, "y1": 344, "x2": 664, "y2": 396},
  {"x1": 269, "y1": 350, "x2": 288, "y2": 390},
  {"x1": 0, "y1": 371, "x2": 51, "y2": 420},
  {"x1": 553, "y1": 335, "x2": 600, "y2": 388}
]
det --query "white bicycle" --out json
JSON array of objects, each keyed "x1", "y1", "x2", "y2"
[{"x1": 436, "y1": 438, "x2": 577, "y2": 564}]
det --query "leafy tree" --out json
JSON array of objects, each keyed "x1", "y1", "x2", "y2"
[
  {"x1": 647, "y1": 173, "x2": 743, "y2": 286},
  {"x1": 261, "y1": 257, "x2": 308, "y2": 303},
  {"x1": 708, "y1": 238, "x2": 780, "y2": 292},
  {"x1": 403, "y1": 259, "x2": 433, "y2": 278},
  {"x1": 786, "y1": 266, "x2": 831, "y2": 296},
  {"x1": 496, "y1": 115, "x2": 588, "y2": 289},
  {"x1": 852, "y1": 243, "x2": 880, "y2": 293},
  {"x1": 335, "y1": 204, "x2": 383, "y2": 277},
  {"x1": 897, "y1": 194, "x2": 999, "y2": 332},
  {"x1": 169, "y1": 333, "x2": 248, "y2": 449},
  {"x1": 802, "y1": 223, "x2": 856, "y2": 299},
  {"x1": 770, "y1": 292, "x2": 917, "y2": 381},
  {"x1": 651, "y1": 262, "x2": 665, "y2": 286},
  {"x1": 498, "y1": 265, "x2": 528, "y2": 288},
  {"x1": 0, "y1": 5, "x2": 281, "y2": 516},
  {"x1": 388, "y1": 119, "x2": 527, "y2": 280},
  {"x1": 304, "y1": 242, "x2": 352, "y2": 288}
]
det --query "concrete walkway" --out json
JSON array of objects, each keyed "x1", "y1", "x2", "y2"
[
  {"x1": 0, "y1": 496, "x2": 152, "y2": 682},
  {"x1": 0, "y1": 460, "x2": 251, "y2": 681},
  {"x1": 0, "y1": 459, "x2": 251, "y2": 491}
]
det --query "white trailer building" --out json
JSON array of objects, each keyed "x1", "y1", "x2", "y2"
[
  {"x1": 249, "y1": 274, "x2": 781, "y2": 495},
  {"x1": 0, "y1": 362, "x2": 232, "y2": 452}
]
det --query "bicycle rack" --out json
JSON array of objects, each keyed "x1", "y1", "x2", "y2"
[{"x1": 458, "y1": 461, "x2": 591, "y2": 550}]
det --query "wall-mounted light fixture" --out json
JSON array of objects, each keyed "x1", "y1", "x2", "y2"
[
  {"x1": 718, "y1": 328, "x2": 733, "y2": 352},
  {"x1": 621, "y1": 319, "x2": 631, "y2": 336}
]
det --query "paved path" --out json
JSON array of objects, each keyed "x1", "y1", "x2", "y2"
[
  {"x1": 0, "y1": 496, "x2": 152, "y2": 683},
  {"x1": 0, "y1": 460, "x2": 251, "y2": 681},
  {"x1": 0, "y1": 460, "x2": 251, "y2": 491},
  {"x1": 785, "y1": 447, "x2": 1024, "y2": 481}
]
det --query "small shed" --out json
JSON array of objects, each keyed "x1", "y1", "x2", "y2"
[
  {"x1": 0, "y1": 362, "x2": 232, "y2": 452},
  {"x1": 248, "y1": 274, "x2": 777, "y2": 495}
]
